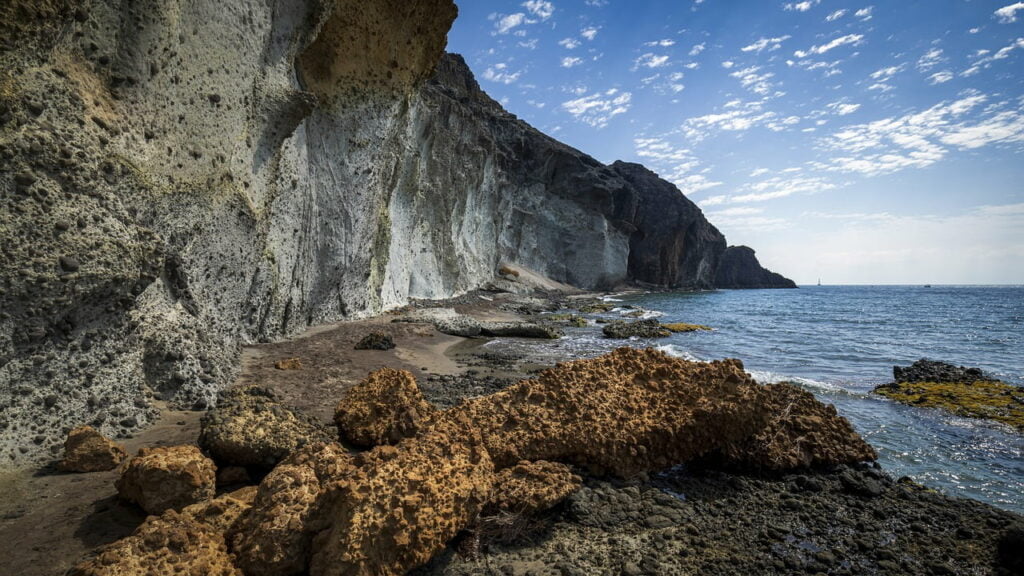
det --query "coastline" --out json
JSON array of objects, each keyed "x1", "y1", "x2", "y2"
[{"x1": 0, "y1": 289, "x2": 1020, "y2": 575}]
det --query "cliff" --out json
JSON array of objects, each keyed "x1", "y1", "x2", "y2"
[
  {"x1": 714, "y1": 246, "x2": 798, "y2": 289},
  {"x1": 0, "y1": 0, "x2": 767, "y2": 464}
]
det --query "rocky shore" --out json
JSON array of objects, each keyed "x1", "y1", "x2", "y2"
[{"x1": 1, "y1": 291, "x2": 1020, "y2": 576}]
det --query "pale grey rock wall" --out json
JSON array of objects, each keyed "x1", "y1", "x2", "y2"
[{"x1": 0, "y1": 0, "x2": 730, "y2": 465}]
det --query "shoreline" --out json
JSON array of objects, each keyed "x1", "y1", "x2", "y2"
[{"x1": 1, "y1": 289, "x2": 1021, "y2": 575}]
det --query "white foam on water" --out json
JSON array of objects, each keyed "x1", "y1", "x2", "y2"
[{"x1": 656, "y1": 344, "x2": 703, "y2": 363}]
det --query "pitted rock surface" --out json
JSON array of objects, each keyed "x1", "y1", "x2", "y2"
[
  {"x1": 334, "y1": 368, "x2": 439, "y2": 447},
  {"x1": 199, "y1": 386, "x2": 333, "y2": 469},
  {"x1": 486, "y1": 460, "x2": 582, "y2": 516},
  {"x1": 58, "y1": 425, "x2": 127, "y2": 472},
  {"x1": 116, "y1": 445, "x2": 217, "y2": 515}
]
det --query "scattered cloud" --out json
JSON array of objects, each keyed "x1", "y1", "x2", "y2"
[
  {"x1": 855, "y1": 7, "x2": 874, "y2": 21},
  {"x1": 794, "y1": 34, "x2": 864, "y2": 58},
  {"x1": 523, "y1": 0, "x2": 555, "y2": 20},
  {"x1": 634, "y1": 137, "x2": 723, "y2": 195},
  {"x1": 963, "y1": 37, "x2": 1024, "y2": 76},
  {"x1": 819, "y1": 92, "x2": 1024, "y2": 176},
  {"x1": 562, "y1": 89, "x2": 632, "y2": 128},
  {"x1": 482, "y1": 63, "x2": 522, "y2": 84},
  {"x1": 730, "y1": 66, "x2": 777, "y2": 95},
  {"x1": 828, "y1": 101, "x2": 861, "y2": 115},
  {"x1": 702, "y1": 174, "x2": 835, "y2": 206},
  {"x1": 683, "y1": 100, "x2": 788, "y2": 141},
  {"x1": 646, "y1": 39, "x2": 676, "y2": 47},
  {"x1": 917, "y1": 48, "x2": 945, "y2": 72},
  {"x1": 561, "y1": 56, "x2": 583, "y2": 68},
  {"x1": 581, "y1": 26, "x2": 600, "y2": 40},
  {"x1": 784, "y1": 1, "x2": 821, "y2": 12},
  {"x1": 689, "y1": 43, "x2": 706, "y2": 56},
  {"x1": 635, "y1": 53, "x2": 671, "y2": 69},
  {"x1": 742, "y1": 35, "x2": 792, "y2": 53},
  {"x1": 995, "y1": 2, "x2": 1024, "y2": 23},
  {"x1": 928, "y1": 70, "x2": 954, "y2": 84},
  {"x1": 559, "y1": 38, "x2": 581, "y2": 49},
  {"x1": 826, "y1": 9, "x2": 847, "y2": 22},
  {"x1": 492, "y1": 13, "x2": 527, "y2": 35}
]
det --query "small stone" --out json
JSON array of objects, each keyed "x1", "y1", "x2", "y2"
[
  {"x1": 274, "y1": 357, "x2": 302, "y2": 370},
  {"x1": 59, "y1": 426, "x2": 127, "y2": 472},
  {"x1": 58, "y1": 256, "x2": 80, "y2": 272}
]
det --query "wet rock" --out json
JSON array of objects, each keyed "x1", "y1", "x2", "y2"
[
  {"x1": 997, "y1": 526, "x2": 1024, "y2": 574},
  {"x1": 601, "y1": 319, "x2": 670, "y2": 339},
  {"x1": 893, "y1": 359, "x2": 985, "y2": 383},
  {"x1": 199, "y1": 386, "x2": 333, "y2": 469},
  {"x1": 67, "y1": 510, "x2": 242, "y2": 576},
  {"x1": 661, "y1": 323, "x2": 711, "y2": 333},
  {"x1": 485, "y1": 460, "x2": 581, "y2": 516},
  {"x1": 58, "y1": 425, "x2": 127, "y2": 472},
  {"x1": 116, "y1": 445, "x2": 217, "y2": 515},
  {"x1": 354, "y1": 332, "x2": 396, "y2": 350},
  {"x1": 480, "y1": 322, "x2": 563, "y2": 339}
]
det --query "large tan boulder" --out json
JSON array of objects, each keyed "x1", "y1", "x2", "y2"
[
  {"x1": 711, "y1": 383, "x2": 878, "y2": 471},
  {"x1": 58, "y1": 426, "x2": 127, "y2": 472},
  {"x1": 441, "y1": 347, "x2": 769, "y2": 477},
  {"x1": 67, "y1": 510, "x2": 242, "y2": 576},
  {"x1": 334, "y1": 368, "x2": 439, "y2": 447},
  {"x1": 199, "y1": 386, "x2": 334, "y2": 469},
  {"x1": 486, "y1": 460, "x2": 582, "y2": 516},
  {"x1": 233, "y1": 443, "x2": 357, "y2": 576},
  {"x1": 308, "y1": 419, "x2": 493, "y2": 576},
  {"x1": 116, "y1": 445, "x2": 217, "y2": 515}
]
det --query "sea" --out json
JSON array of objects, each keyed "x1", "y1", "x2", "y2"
[{"x1": 483, "y1": 285, "x2": 1024, "y2": 514}]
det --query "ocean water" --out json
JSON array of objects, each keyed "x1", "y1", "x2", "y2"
[{"x1": 485, "y1": 285, "x2": 1024, "y2": 513}]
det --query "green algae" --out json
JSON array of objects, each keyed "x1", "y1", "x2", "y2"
[
  {"x1": 874, "y1": 380, "x2": 1024, "y2": 432},
  {"x1": 661, "y1": 323, "x2": 712, "y2": 333}
]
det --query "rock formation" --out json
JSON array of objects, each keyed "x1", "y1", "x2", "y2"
[
  {"x1": 714, "y1": 246, "x2": 797, "y2": 289},
  {"x1": 892, "y1": 359, "x2": 986, "y2": 383},
  {"x1": 116, "y1": 445, "x2": 217, "y2": 515},
  {"x1": 602, "y1": 318, "x2": 672, "y2": 339},
  {"x1": 334, "y1": 368, "x2": 440, "y2": 448},
  {"x1": 58, "y1": 425, "x2": 127, "y2": 472},
  {"x1": 0, "y1": 0, "x2": 790, "y2": 465}
]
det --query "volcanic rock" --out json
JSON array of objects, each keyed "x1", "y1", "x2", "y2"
[
  {"x1": 893, "y1": 359, "x2": 985, "y2": 383},
  {"x1": 601, "y1": 319, "x2": 671, "y2": 339},
  {"x1": 115, "y1": 445, "x2": 217, "y2": 515},
  {"x1": 199, "y1": 386, "x2": 333, "y2": 469},
  {"x1": 58, "y1": 426, "x2": 127, "y2": 472},
  {"x1": 486, "y1": 460, "x2": 582, "y2": 516},
  {"x1": 714, "y1": 245, "x2": 797, "y2": 289},
  {"x1": 353, "y1": 332, "x2": 396, "y2": 350},
  {"x1": 335, "y1": 368, "x2": 440, "y2": 447}
]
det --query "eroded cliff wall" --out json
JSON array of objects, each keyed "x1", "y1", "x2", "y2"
[{"x1": 1, "y1": 0, "x2": 737, "y2": 464}]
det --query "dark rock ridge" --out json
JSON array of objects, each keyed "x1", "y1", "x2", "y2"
[
  {"x1": 714, "y1": 246, "x2": 797, "y2": 289},
  {"x1": 0, "y1": 0, "x2": 787, "y2": 464},
  {"x1": 893, "y1": 359, "x2": 986, "y2": 383}
]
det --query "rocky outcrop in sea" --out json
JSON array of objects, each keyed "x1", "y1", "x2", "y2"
[{"x1": 714, "y1": 245, "x2": 797, "y2": 289}]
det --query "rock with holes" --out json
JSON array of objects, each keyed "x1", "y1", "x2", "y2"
[
  {"x1": 116, "y1": 445, "x2": 217, "y2": 515},
  {"x1": 58, "y1": 426, "x2": 127, "y2": 472}
]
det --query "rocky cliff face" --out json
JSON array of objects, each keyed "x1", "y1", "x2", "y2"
[
  {"x1": 0, "y1": 0, "x2": 769, "y2": 464},
  {"x1": 714, "y1": 246, "x2": 797, "y2": 289}
]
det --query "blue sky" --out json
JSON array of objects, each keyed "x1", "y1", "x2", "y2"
[{"x1": 447, "y1": 1, "x2": 1024, "y2": 284}]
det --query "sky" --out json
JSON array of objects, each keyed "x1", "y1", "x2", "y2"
[{"x1": 447, "y1": 0, "x2": 1024, "y2": 285}]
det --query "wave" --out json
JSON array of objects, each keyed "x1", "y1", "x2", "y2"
[{"x1": 655, "y1": 344, "x2": 703, "y2": 363}]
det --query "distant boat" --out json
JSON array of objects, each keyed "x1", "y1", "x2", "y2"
[
  {"x1": 817, "y1": 278, "x2": 821, "y2": 286},
  {"x1": 924, "y1": 284, "x2": 932, "y2": 288}
]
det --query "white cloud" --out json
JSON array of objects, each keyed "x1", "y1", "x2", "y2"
[
  {"x1": 701, "y1": 174, "x2": 835, "y2": 206},
  {"x1": 522, "y1": 0, "x2": 555, "y2": 20},
  {"x1": 870, "y1": 65, "x2": 904, "y2": 81},
  {"x1": 995, "y1": 2, "x2": 1024, "y2": 23},
  {"x1": 730, "y1": 66, "x2": 777, "y2": 95},
  {"x1": 826, "y1": 9, "x2": 847, "y2": 21},
  {"x1": 562, "y1": 89, "x2": 632, "y2": 128},
  {"x1": 561, "y1": 56, "x2": 583, "y2": 68},
  {"x1": 683, "y1": 100, "x2": 782, "y2": 140},
  {"x1": 827, "y1": 101, "x2": 861, "y2": 115},
  {"x1": 965, "y1": 37, "x2": 1024, "y2": 75},
  {"x1": 794, "y1": 34, "x2": 864, "y2": 58},
  {"x1": 818, "y1": 92, "x2": 1024, "y2": 176},
  {"x1": 559, "y1": 37, "x2": 581, "y2": 49},
  {"x1": 646, "y1": 39, "x2": 676, "y2": 47},
  {"x1": 917, "y1": 48, "x2": 945, "y2": 72},
  {"x1": 493, "y1": 13, "x2": 527, "y2": 34},
  {"x1": 581, "y1": 26, "x2": 600, "y2": 40},
  {"x1": 928, "y1": 70, "x2": 954, "y2": 84},
  {"x1": 482, "y1": 63, "x2": 522, "y2": 84},
  {"x1": 635, "y1": 53, "x2": 671, "y2": 69},
  {"x1": 784, "y1": 1, "x2": 821, "y2": 12},
  {"x1": 689, "y1": 43, "x2": 706, "y2": 56},
  {"x1": 634, "y1": 137, "x2": 722, "y2": 195},
  {"x1": 855, "y1": 6, "x2": 873, "y2": 21},
  {"x1": 721, "y1": 60, "x2": 735, "y2": 69},
  {"x1": 585, "y1": 0, "x2": 608, "y2": 6},
  {"x1": 742, "y1": 35, "x2": 792, "y2": 53}
]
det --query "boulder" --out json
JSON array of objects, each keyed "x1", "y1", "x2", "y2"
[
  {"x1": 662, "y1": 323, "x2": 711, "y2": 333},
  {"x1": 334, "y1": 368, "x2": 439, "y2": 447},
  {"x1": 199, "y1": 386, "x2": 334, "y2": 469},
  {"x1": 893, "y1": 359, "x2": 985, "y2": 383},
  {"x1": 233, "y1": 443, "x2": 357, "y2": 576},
  {"x1": 58, "y1": 426, "x2": 127, "y2": 473},
  {"x1": 707, "y1": 383, "x2": 877, "y2": 471},
  {"x1": 486, "y1": 460, "x2": 582, "y2": 516},
  {"x1": 601, "y1": 319, "x2": 671, "y2": 339},
  {"x1": 479, "y1": 322, "x2": 563, "y2": 339},
  {"x1": 116, "y1": 445, "x2": 217, "y2": 515},
  {"x1": 308, "y1": 419, "x2": 493, "y2": 576},
  {"x1": 68, "y1": 510, "x2": 242, "y2": 576},
  {"x1": 353, "y1": 332, "x2": 396, "y2": 350},
  {"x1": 275, "y1": 358, "x2": 303, "y2": 370}
]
